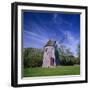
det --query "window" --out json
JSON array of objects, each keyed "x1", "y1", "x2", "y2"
[{"x1": 45, "y1": 48, "x2": 48, "y2": 52}]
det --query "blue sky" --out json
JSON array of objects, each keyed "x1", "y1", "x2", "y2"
[{"x1": 23, "y1": 11, "x2": 80, "y2": 56}]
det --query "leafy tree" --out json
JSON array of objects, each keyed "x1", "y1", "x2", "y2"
[
  {"x1": 76, "y1": 44, "x2": 80, "y2": 64},
  {"x1": 59, "y1": 45, "x2": 75, "y2": 65},
  {"x1": 23, "y1": 48, "x2": 43, "y2": 68},
  {"x1": 77, "y1": 44, "x2": 80, "y2": 57},
  {"x1": 23, "y1": 49, "x2": 31, "y2": 68}
]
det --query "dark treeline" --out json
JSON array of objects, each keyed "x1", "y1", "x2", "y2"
[
  {"x1": 23, "y1": 48, "x2": 43, "y2": 68},
  {"x1": 23, "y1": 44, "x2": 80, "y2": 68}
]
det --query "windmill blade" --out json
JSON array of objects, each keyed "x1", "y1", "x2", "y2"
[{"x1": 59, "y1": 31, "x2": 68, "y2": 44}]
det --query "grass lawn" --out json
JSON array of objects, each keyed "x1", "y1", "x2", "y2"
[{"x1": 23, "y1": 66, "x2": 80, "y2": 77}]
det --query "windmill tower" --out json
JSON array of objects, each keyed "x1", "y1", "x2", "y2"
[{"x1": 42, "y1": 40, "x2": 56, "y2": 68}]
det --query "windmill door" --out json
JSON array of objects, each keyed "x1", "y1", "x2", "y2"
[{"x1": 50, "y1": 57, "x2": 54, "y2": 66}]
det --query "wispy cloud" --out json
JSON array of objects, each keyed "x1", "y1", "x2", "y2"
[
  {"x1": 53, "y1": 13, "x2": 58, "y2": 23},
  {"x1": 23, "y1": 30, "x2": 49, "y2": 48},
  {"x1": 23, "y1": 12, "x2": 80, "y2": 55},
  {"x1": 62, "y1": 31, "x2": 80, "y2": 56}
]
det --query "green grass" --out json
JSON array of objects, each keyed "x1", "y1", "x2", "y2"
[{"x1": 23, "y1": 66, "x2": 80, "y2": 77}]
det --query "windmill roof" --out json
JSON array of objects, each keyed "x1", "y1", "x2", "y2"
[{"x1": 44, "y1": 40, "x2": 56, "y2": 47}]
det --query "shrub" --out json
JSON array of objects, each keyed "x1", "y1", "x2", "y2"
[{"x1": 23, "y1": 48, "x2": 43, "y2": 68}]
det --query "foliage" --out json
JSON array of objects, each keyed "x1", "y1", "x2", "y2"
[
  {"x1": 23, "y1": 48, "x2": 43, "y2": 68},
  {"x1": 60, "y1": 55, "x2": 75, "y2": 65},
  {"x1": 23, "y1": 43, "x2": 80, "y2": 68},
  {"x1": 74, "y1": 57, "x2": 80, "y2": 65},
  {"x1": 76, "y1": 44, "x2": 80, "y2": 64},
  {"x1": 58, "y1": 44, "x2": 80, "y2": 65}
]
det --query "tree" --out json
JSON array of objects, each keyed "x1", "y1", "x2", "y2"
[
  {"x1": 23, "y1": 48, "x2": 43, "y2": 68},
  {"x1": 24, "y1": 48, "x2": 31, "y2": 68},
  {"x1": 76, "y1": 44, "x2": 80, "y2": 64},
  {"x1": 66, "y1": 48, "x2": 73, "y2": 56},
  {"x1": 59, "y1": 45, "x2": 75, "y2": 65},
  {"x1": 77, "y1": 44, "x2": 80, "y2": 57}
]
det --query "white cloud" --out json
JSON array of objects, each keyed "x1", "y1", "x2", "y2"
[
  {"x1": 53, "y1": 13, "x2": 58, "y2": 23},
  {"x1": 61, "y1": 31, "x2": 80, "y2": 56},
  {"x1": 53, "y1": 13, "x2": 58, "y2": 19},
  {"x1": 24, "y1": 30, "x2": 49, "y2": 48}
]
